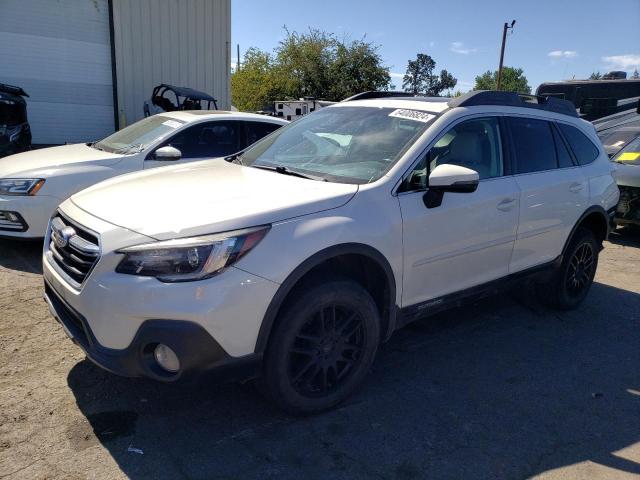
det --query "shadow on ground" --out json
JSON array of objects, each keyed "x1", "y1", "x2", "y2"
[
  {"x1": 67, "y1": 282, "x2": 640, "y2": 479},
  {"x1": 608, "y1": 226, "x2": 640, "y2": 248},
  {"x1": 0, "y1": 239, "x2": 43, "y2": 274}
]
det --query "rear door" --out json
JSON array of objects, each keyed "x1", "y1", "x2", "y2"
[{"x1": 507, "y1": 116, "x2": 588, "y2": 272}]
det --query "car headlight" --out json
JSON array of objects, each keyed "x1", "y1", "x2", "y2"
[
  {"x1": 115, "y1": 225, "x2": 270, "y2": 282},
  {"x1": 0, "y1": 178, "x2": 45, "y2": 196}
]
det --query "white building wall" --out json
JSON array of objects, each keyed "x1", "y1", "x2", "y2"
[
  {"x1": 111, "y1": 0, "x2": 231, "y2": 128},
  {"x1": 0, "y1": 0, "x2": 114, "y2": 144}
]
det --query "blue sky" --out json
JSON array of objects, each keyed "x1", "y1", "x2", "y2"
[{"x1": 232, "y1": 0, "x2": 640, "y2": 93}]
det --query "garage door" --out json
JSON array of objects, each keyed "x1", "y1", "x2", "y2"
[{"x1": 0, "y1": 0, "x2": 114, "y2": 144}]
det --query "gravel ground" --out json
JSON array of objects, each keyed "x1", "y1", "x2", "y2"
[{"x1": 0, "y1": 230, "x2": 639, "y2": 480}]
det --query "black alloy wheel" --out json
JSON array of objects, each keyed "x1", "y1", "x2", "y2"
[
  {"x1": 565, "y1": 242, "x2": 596, "y2": 298},
  {"x1": 287, "y1": 305, "x2": 365, "y2": 397},
  {"x1": 259, "y1": 278, "x2": 380, "y2": 414},
  {"x1": 538, "y1": 227, "x2": 599, "y2": 310}
]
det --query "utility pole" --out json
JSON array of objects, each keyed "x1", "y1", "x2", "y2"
[
  {"x1": 496, "y1": 20, "x2": 516, "y2": 91},
  {"x1": 237, "y1": 44, "x2": 240, "y2": 72}
]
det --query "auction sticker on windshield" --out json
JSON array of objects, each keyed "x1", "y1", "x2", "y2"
[
  {"x1": 389, "y1": 109, "x2": 435, "y2": 123},
  {"x1": 162, "y1": 120, "x2": 182, "y2": 129}
]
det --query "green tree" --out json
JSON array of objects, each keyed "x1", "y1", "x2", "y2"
[
  {"x1": 231, "y1": 48, "x2": 287, "y2": 111},
  {"x1": 402, "y1": 53, "x2": 457, "y2": 96},
  {"x1": 327, "y1": 39, "x2": 391, "y2": 100},
  {"x1": 589, "y1": 71, "x2": 602, "y2": 80},
  {"x1": 474, "y1": 66, "x2": 531, "y2": 93},
  {"x1": 231, "y1": 28, "x2": 391, "y2": 110}
]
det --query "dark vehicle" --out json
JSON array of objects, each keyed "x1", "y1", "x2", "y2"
[
  {"x1": 0, "y1": 83, "x2": 31, "y2": 157},
  {"x1": 537, "y1": 76, "x2": 640, "y2": 121},
  {"x1": 595, "y1": 104, "x2": 640, "y2": 227},
  {"x1": 143, "y1": 84, "x2": 218, "y2": 117}
]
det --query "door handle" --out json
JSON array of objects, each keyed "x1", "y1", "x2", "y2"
[
  {"x1": 569, "y1": 182, "x2": 585, "y2": 193},
  {"x1": 496, "y1": 198, "x2": 517, "y2": 211}
]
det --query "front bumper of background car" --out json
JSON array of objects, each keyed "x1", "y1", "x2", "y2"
[{"x1": 0, "y1": 194, "x2": 59, "y2": 239}]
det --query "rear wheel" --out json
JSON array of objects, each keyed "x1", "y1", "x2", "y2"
[
  {"x1": 539, "y1": 228, "x2": 599, "y2": 310},
  {"x1": 260, "y1": 278, "x2": 380, "y2": 414}
]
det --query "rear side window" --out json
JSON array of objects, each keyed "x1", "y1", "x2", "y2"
[
  {"x1": 551, "y1": 125, "x2": 574, "y2": 168},
  {"x1": 508, "y1": 117, "x2": 557, "y2": 174},
  {"x1": 557, "y1": 123, "x2": 599, "y2": 165},
  {"x1": 245, "y1": 122, "x2": 281, "y2": 147}
]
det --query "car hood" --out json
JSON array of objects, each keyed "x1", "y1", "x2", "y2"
[
  {"x1": 71, "y1": 160, "x2": 358, "y2": 240},
  {"x1": 615, "y1": 162, "x2": 640, "y2": 187},
  {"x1": 0, "y1": 143, "x2": 123, "y2": 178}
]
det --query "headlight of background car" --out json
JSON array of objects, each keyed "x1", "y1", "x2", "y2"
[
  {"x1": 0, "y1": 178, "x2": 45, "y2": 196},
  {"x1": 116, "y1": 225, "x2": 270, "y2": 282}
]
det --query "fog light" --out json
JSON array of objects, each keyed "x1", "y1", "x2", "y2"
[
  {"x1": 153, "y1": 344, "x2": 180, "y2": 373},
  {"x1": 5, "y1": 212, "x2": 19, "y2": 222}
]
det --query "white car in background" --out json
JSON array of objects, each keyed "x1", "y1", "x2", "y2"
[{"x1": 0, "y1": 112, "x2": 287, "y2": 239}]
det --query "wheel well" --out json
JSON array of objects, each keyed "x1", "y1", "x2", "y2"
[
  {"x1": 576, "y1": 211, "x2": 608, "y2": 245},
  {"x1": 264, "y1": 253, "x2": 394, "y2": 351}
]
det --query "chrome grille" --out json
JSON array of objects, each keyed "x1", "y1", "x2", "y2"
[{"x1": 47, "y1": 214, "x2": 100, "y2": 288}]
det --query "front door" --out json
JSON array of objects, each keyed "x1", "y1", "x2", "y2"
[
  {"x1": 398, "y1": 116, "x2": 520, "y2": 307},
  {"x1": 144, "y1": 121, "x2": 242, "y2": 169}
]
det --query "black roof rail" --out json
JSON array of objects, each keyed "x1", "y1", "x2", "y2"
[
  {"x1": 342, "y1": 91, "x2": 416, "y2": 102},
  {"x1": 448, "y1": 90, "x2": 578, "y2": 117}
]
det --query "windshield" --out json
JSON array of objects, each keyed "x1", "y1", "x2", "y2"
[
  {"x1": 94, "y1": 116, "x2": 185, "y2": 154},
  {"x1": 240, "y1": 106, "x2": 434, "y2": 183},
  {"x1": 612, "y1": 134, "x2": 640, "y2": 165}
]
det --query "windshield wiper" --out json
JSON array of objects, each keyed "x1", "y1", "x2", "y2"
[
  {"x1": 88, "y1": 142, "x2": 105, "y2": 152},
  {"x1": 252, "y1": 164, "x2": 326, "y2": 181},
  {"x1": 224, "y1": 151, "x2": 245, "y2": 165}
]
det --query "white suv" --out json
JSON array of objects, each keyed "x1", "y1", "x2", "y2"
[{"x1": 43, "y1": 91, "x2": 619, "y2": 414}]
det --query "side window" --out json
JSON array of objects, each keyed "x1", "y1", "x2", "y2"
[
  {"x1": 244, "y1": 122, "x2": 281, "y2": 148},
  {"x1": 158, "y1": 121, "x2": 241, "y2": 158},
  {"x1": 551, "y1": 124, "x2": 574, "y2": 168},
  {"x1": 508, "y1": 117, "x2": 557, "y2": 174},
  {"x1": 557, "y1": 123, "x2": 599, "y2": 165},
  {"x1": 402, "y1": 117, "x2": 504, "y2": 191}
]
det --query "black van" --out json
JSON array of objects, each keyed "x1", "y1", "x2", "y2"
[
  {"x1": 536, "y1": 77, "x2": 640, "y2": 121},
  {"x1": 0, "y1": 84, "x2": 31, "y2": 157}
]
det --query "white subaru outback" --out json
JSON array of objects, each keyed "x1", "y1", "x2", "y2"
[{"x1": 43, "y1": 91, "x2": 619, "y2": 414}]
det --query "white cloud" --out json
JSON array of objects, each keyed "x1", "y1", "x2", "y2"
[
  {"x1": 602, "y1": 54, "x2": 640, "y2": 71},
  {"x1": 548, "y1": 50, "x2": 578, "y2": 59},
  {"x1": 389, "y1": 72, "x2": 404, "y2": 79},
  {"x1": 450, "y1": 42, "x2": 477, "y2": 55}
]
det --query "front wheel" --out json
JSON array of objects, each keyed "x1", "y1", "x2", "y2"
[
  {"x1": 260, "y1": 278, "x2": 380, "y2": 414},
  {"x1": 539, "y1": 228, "x2": 599, "y2": 310}
]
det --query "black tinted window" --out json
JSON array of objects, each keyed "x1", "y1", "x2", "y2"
[
  {"x1": 552, "y1": 125, "x2": 574, "y2": 168},
  {"x1": 558, "y1": 123, "x2": 599, "y2": 165},
  {"x1": 245, "y1": 122, "x2": 281, "y2": 147},
  {"x1": 161, "y1": 121, "x2": 241, "y2": 158},
  {"x1": 509, "y1": 117, "x2": 557, "y2": 173}
]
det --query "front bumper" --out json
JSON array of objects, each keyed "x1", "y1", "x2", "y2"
[
  {"x1": 0, "y1": 194, "x2": 59, "y2": 238},
  {"x1": 44, "y1": 280, "x2": 261, "y2": 381}
]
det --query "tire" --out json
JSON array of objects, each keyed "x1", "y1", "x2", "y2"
[
  {"x1": 538, "y1": 227, "x2": 599, "y2": 310},
  {"x1": 259, "y1": 278, "x2": 381, "y2": 414}
]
